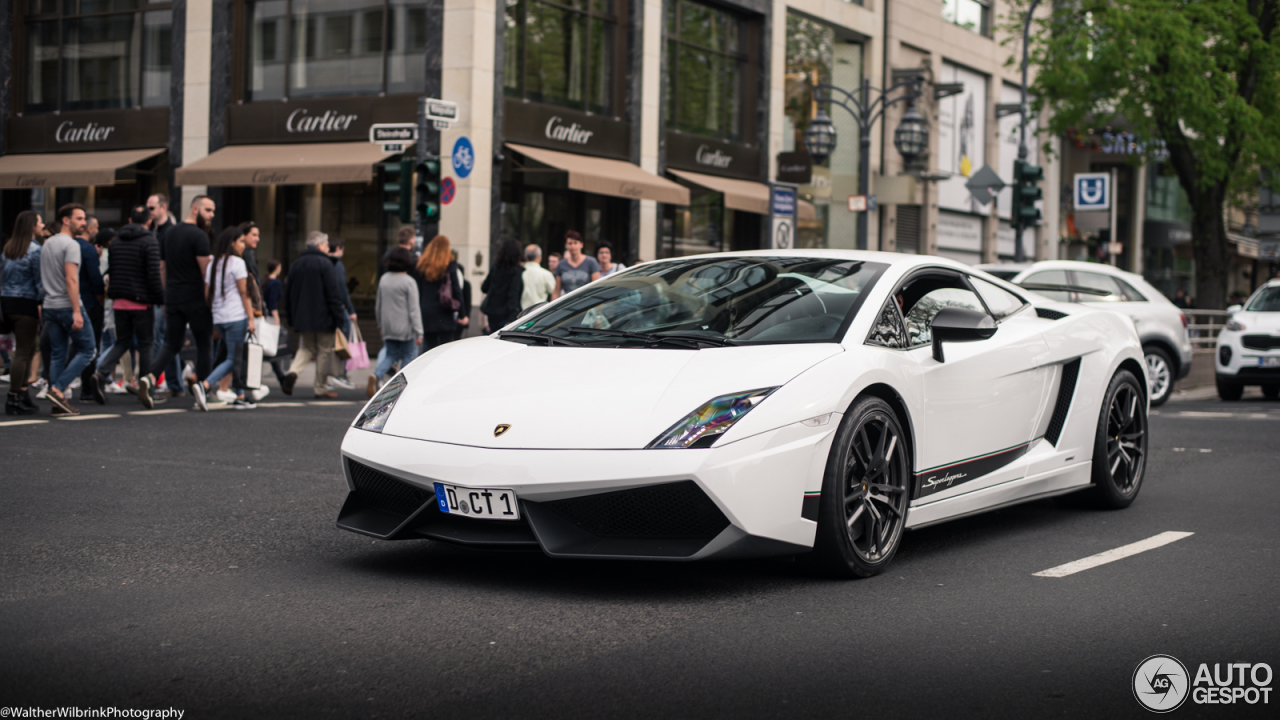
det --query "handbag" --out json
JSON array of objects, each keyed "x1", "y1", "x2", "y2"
[
  {"x1": 334, "y1": 327, "x2": 352, "y2": 361},
  {"x1": 255, "y1": 319, "x2": 281, "y2": 357},
  {"x1": 345, "y1": 324, "x2": 370, "y2": 371},
  {"x1": 239, "y1": 334, "x2": 264, "y2": 389},
  {"x1": 439, "y1": 271, "x2": 460, "y2": 312}
]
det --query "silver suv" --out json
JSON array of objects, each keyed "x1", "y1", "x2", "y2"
[{"x1": 997, "y1": 261, "x2": 1193, "y2": 406}]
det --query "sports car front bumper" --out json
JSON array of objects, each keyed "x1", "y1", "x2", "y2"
[{"x1": 337, "y1": 419, "x2": 839, "y2": 560}]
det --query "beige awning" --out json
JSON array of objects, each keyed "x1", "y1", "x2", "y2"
[
  {"x1": 0, "y1": 148, "x2": 165, "y2": 189},
  {"x1": 669, "y1": 169, "x2": 770, "y2": 215},
  {"x1": 798, "y1": 200, "x2": 817, "y2": 222},
  {"x1": 507, "y1": 143, "x2": 689, "y2": 205},
  {"x1": 175, "y1": 142, "x2": 399, "y2": 186}
]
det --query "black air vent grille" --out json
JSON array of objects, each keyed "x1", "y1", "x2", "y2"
[
  {"x1": 347, "y1": 459, "x2": 434, "y2": 518},
  {"x1": 1045, "y1": 359, "x2": 1081, "y2": 446},
  {"x1": 544, "y1": 481, "x2": 729, "y2": 539},
  {"x1": 1242, "y1": 334, "x2": 1280, "y2": 350},
  {"x1": 1037, "y1": 307, "x2": 1069, "y2": 320},
  {"x1": 895, "y1": 205, "x2": 921, "y2": 254}
]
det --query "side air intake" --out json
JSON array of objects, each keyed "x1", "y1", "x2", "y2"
[
  {"x1": 1036, "y1": 307, "x2": 1069, "y2": 320},
  {"x1": 1045, "y1": 359, "x2": 1081, "y2": 446}
]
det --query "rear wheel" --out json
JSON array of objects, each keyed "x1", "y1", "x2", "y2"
[
  {"x1": 1144, "y1": 346, "x2": 1174, "y2": 407},
  {"x1": 1088, "y1": 370, "x2": 1147, "y2": 509},
  {"x1": 1216, "y1": 376, "x2": 1244, "y2": 401},
  {"x1": 806, "y1": 396, "x2": 911, "y2": 578},
  {"x1": 1263, "y1": 385, "x2": 1279, "y2": 400}
]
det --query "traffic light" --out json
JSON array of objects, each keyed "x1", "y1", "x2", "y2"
[
  {"x1": 415, "y1": 158, "x2": 441, "y2": 223},
  {"x1": 381, "y1": 159, "x2": 413, "y2": 223},
  {"x1": 1012, "y1": 160, "x2": 1043, "y2": 230}
]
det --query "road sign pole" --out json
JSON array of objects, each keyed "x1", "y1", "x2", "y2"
[{"x1": 1109, "y1": 167, "x2": 1119, "y2": 266}]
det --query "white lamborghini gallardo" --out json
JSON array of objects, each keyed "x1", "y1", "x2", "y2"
[{"x1": 339, "y1": 251, "x2": 1149, "y2": 578}]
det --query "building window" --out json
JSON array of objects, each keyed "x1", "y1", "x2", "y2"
[
  {"x1": 503, "y1": 0, "x2": 619, "y2": 116},
  {"x1": 21, "y1": 0, "x2": 174, "y2": 113},
  {"x1": 243, "y1": 0, "x2": 428, "y2": 101},
  {"x1": 942, "y1": 0, "x2": 990, "y2": 37},
  {"x1": 665, "y1": 0, "x2": 748, "y2": 142}
]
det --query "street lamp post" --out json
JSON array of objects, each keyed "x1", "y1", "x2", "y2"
[
  {"x1": 803, "y1": 74, "x2": 926, "y2": 250},
  {"x1": 1014, "y1": 0, "x2": 1042, "y2": 263}
]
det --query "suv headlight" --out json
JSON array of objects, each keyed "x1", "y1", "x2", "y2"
[
  {"x1": 1225, "y1": 319, "x2": 1247, "y2": 332},
  {"x1": 355, "y1": 374, "x2": 408, "y2": 433},
  {"x1": 648, "y1": 388, "x2": 776, "y2": 449}
]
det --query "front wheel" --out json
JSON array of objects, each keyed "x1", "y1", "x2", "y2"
[
  {"x1": 1088, "y1": 369, "x2": 1148, "y2": 509},
  {"x1": 1262, "y1": 384, "x2": 1279, "y2": 400},
  {"x1": 1217, "y1": 376, "x2": 1244, "y2": 401},
  {"x1": 806, "y1": 396, "x2": 911, "y2": 578},
  {"x1": 1144, "y1": 346, "x2": 1174, "y2": 407}
]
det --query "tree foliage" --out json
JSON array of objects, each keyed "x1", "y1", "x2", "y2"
[{"x1": 1015, "y1": 0, "x2": 1280, "y2": 307}]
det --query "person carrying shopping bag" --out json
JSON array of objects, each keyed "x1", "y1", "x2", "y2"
[
  {"x1": 368, "y1": 248, "x2": 422, "y2": 397},
  {"x1": 195, "y1": 227, "x2": 256, "y2": 409}
]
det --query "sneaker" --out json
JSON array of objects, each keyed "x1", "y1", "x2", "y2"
[
  {"x1": 0, "y1": 374, "x2": 9, "y2": 384},
  {"x1": 88, "y1": 372, "x2": 107, "y2": 405},
  {"x1": 216, "y1": 389, "x2": 237, "y2": 403},
  {"x1": 137, "y1": 375, "x2": 155, "y2": 410},
  {"x1": 51, "y1": 403, "x2": 81, "y2": 417},
  {"x1": 188, "y1": 377, "x2": 209, "y2": 412},
  {"x1": 232, "y1": 398, "x2": 257, "y2": 410},
  {"x1": 366, "y1": 375, "x2": 379, "y2": 399},
  {"x1": 68, "y1": 377, "x2": 81, "y2": 391},
  {"x1": 251, "y1": 386, "x2": 270, "y2": 402},
  {"x1": 328, "y1": 376, "x2": 357, "y2": 391},
  {"x1": 47, "y1": 390, "x2": 79, "y2": 416},
  {"x1": 281, "y1": 372, "x2": 298, "y2": 395},
  {"x1": 35, "y1": 386, "x2": 49, "y2": 400},
  {"x1": 105, "y1": 380, "x2": 130, "y2": 395},
  {"x1": 31, "y1": 378, "x2": 48, "y2": 392}
]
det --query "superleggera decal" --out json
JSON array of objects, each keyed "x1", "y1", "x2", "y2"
[{"x1": 914, "y1": 440, "x2": 1037, "y2": 499}]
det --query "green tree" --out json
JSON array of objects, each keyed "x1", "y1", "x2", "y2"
[{"x1": 1017, "y1": 0, "x2": 1280, "y2": 308}]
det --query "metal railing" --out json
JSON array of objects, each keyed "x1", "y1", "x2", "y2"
[{"x1": 1184, "y1": 310, "x2": 1231, "y2": 350}]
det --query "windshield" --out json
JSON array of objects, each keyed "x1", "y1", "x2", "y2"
[
  {"x1": 1246, "y1": 286, "x2": 1280, "y2": 312},
  {"x1": 511, "y1": 256, "x2": 886, "y2": 346}
]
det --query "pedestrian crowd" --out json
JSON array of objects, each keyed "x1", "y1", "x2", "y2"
[{"x1": 3, "y1": 197, "x2": 632, "y2": 415}]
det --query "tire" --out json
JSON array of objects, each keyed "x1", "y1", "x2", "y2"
[
  {"x1": 1263, "y1": 385, "x2": 1280, "y2": 401},
  {"x1": 1216, "y1": 376, "x2": 1244, "y2": 401},
  {"x1": 1143, "y1": 346, "x2": 1175, "y2": 407},
  {"x1": 805, "y1": 396, "x2": 911, "y2": 578},
  {"x1": 1088, "y1": 369, "x2": 1148, "y2": 509}
]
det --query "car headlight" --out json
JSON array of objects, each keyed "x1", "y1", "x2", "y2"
[
  {"x1": 1226, "y1": 319, "x2": 1247, "y2": 332},
  {"x1": 354, "y1": 374, "x2": 408, "y2": 433},
  {"x1": 648, "y1": 388, "x2": 776, "y2": 449}
]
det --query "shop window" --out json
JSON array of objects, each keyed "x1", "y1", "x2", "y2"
[
  {"x1": 942, "y1": 0, "x2": 991, "y2": 37},
  {"x1": 21, "y1": 1, "x2": 173, "y2": 113},
  {"x1": 503, "y1": 0, "x2": 619, "y2": 116},
  {"x1": 243, "y1": 0, "x2": 428, "y2": 101},
  {"x1": 665, "y1": 0, "x2": 749, "y2": 141}
]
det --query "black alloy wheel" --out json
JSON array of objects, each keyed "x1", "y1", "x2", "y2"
[
  {"x1": 1089, "y1": 369, "x2": 1148, "y2": 509},
  {"x1": 807, "y1": 396, "x2": 911, "y2": 577}
]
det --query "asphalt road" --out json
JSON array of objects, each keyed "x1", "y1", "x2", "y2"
[{"x1": 2, "y1": 389, "x2": 1278, "y2": 719}]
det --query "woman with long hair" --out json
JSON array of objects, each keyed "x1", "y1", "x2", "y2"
[
  {"x1": 414, "y1": 235, "x2": 464, "y2": 352},
  {"x1": 480, "y1": 239, "x2": 525, "y2": 333},
  {"x1": 1, "y1": 211, "x2": 46, "y2": 415},
  {"x1": 198, "y1": 226, "x2": 257, "y2": 409}
]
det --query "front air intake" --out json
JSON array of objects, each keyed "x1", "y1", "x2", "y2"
[
  {"x1": 1045, "y1": 359, "x2": 1081, "y2": 446},
  {"x1": 337, "y1": 459, "x2": 435, "y2": 538}
]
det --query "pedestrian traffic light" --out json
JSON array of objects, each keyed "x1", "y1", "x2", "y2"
[
  {"x1": 415, "y1": 158, "x2": 441, "y2": 223},
  {"x1": 1012, "y1": 160, "x2": 1043, "y2": 230},
  {"x1": 382, "y1": 159, "x2": 413, "y2": 223}
]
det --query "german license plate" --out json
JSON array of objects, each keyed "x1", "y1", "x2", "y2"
[
  {"x1": 433, "y1": 482, "x2": 520, "y2": 520},
  {"x1": 1260, "y1": 357, "x2": 1280, "y2": 368}
]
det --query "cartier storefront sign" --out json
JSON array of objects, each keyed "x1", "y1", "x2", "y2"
[
  {"x1": 226, "y1": 95, "x2": 418, "y2": 145},
  {"x1": 6, "y1": 107, "x2": 170, "y2": 154},
  {"x1": 665, "y1": 132, "x2": 762, "y2": 181},
  {"x1": 503, "y1": 100, "x2": 631, "y2": 160}
]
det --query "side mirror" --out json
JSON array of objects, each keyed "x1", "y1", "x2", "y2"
[
  {"x1": 1226, "y1": 304, "x2": 1242, "y2": 314},
  {"x1": 930, "y1": 306, "x2": 997, "y2": 363},
  {"x1": 517, "y1": 301, "x2": 547, "y2": 320}
]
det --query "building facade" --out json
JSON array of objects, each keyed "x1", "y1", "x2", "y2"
[{"x1": 1, "y1": 0, "x2": 1064, "y2": 313}]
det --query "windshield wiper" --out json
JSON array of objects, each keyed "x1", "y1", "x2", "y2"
[
  {"x1": 1018, "y1": 283, "x2": 1113, "y2": 297},
  {"x1": 565, "y1": 326, "x2": 737, "y2": 348},
  {"x1": 495, "y1": 330, "x2": 583, "y2": 347},
  {"x1": 648, "y1": 333, "x2": 739, "y2": 348},
  {"x1": 565, "y1": 326, "x2": 655, "y2": 341}
]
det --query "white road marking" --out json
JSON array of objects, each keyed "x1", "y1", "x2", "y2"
[
  {"x1": 258, "y1": 402, "x2": 306, "y2": 408},
  {"x1": 128, "y1": 409, "x2": 188, "y2": 416},
  {"x1": 1034, "y1": 531, "x2": 1194, "y2": 578},
  {"x1": 1172, "y1": 448, "x2": 1212, "y2": 453},
  {"x1": 308, "y1": 400, "x2": 360, "y2": 406},
  {"x1": 1175, "y1": 411, "x2": 1280, "y2": 419},
  {"x1": 0, "y1": 419, "x2": 49, "y2": 427},
  {"x1": 58, "y1": 414, "x2": 118, "y2": 421},
  {"x1": 1178, "y1": 411, "x2": 1238, "y2": 418}
]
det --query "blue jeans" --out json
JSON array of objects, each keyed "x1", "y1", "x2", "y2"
[
  {"x1": 154, "y1": 308, "x2": 182, "y2": 391},
  {"x1": 374, "y1": 338, "x2": 418, "y2": 379},
  {"x1": 206, "y1": 319, "x2": 249, "y2": 393},
  {"x1": 45, "y1": 306, "x2": 97, "y2": 392}
]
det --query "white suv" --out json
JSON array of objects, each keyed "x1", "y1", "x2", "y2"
[
  {"x1": 1215, "y1": 279, "x2": 1280, "y2": 400},
  {"x1": 1001, "y1": 261, "x2": 1193, "y2": 406}
]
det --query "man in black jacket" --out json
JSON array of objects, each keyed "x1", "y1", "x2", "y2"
[
  {"x1": 95, "y1": 206, "x2": 164, "y2": 408},
  {"x1": 281, "y1": 231, "x2": 347, "y2": 398}
]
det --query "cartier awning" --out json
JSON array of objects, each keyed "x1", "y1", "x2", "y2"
[
  {"x1": 506, "y1": 143, "x2": 690, "y2": 205},
  {"x1": 0, "y1": 148, "x2": 165, "y2": 189},
  {"x1": 175, "y1": 143, "x2": 400, "y2": 186},
  {"x1": 668, "y1": 169, "x2": 772, "y2": 215}
]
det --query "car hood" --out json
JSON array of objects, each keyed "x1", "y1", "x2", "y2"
[
  {"x1": 378, "y1": 337, "x2": 842, "y2": 449},
  {"x1": 1233, "y1": 311, "x2": 1280, "y2": 334}
]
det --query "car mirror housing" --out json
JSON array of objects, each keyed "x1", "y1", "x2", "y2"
[
  {"x1": 930, "y1": 307, "x2": 997, "y2": 363},
  {"x1": 1226, "y1": 304, "x2": 1242, "y2": 314}
]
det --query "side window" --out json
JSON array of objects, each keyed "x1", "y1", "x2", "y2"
[
  {"x1": 867, "y1": 302, "x2": 908, "y2": 349},
  {"x1": 1115, "y1": 278, "x2": 1148, "y2": 302},
  {"x1": 970, "y1": 277, "x2": 1027, "y2": 319},
  {"x1": 1021, "y1": 270, "x2": 1074, "y2": 302},
  {"x1": 903, "y1": 288, "x2": 987, "y2": 346},
  {"x1": 1073, "y1": 272, "x2": 1125, "y2": 302}
]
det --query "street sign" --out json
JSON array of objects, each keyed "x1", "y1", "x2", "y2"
[
  {"x1": 379, "y1": 142, "x2": 407, "y2": 154},
  {"x1": 423, "y1": 98, "x2": 459, "y2": 125},
  {"x1": 1074, "y1": 172, "x2": 1111, "y2": 211},
  {"x1": 441, "y1": 177, "x2": 456, "y2": 206},
  {"x1": 1260, "y1": 240, "x2": 1280, "y2": 261},
  {"x1": 965, "y1": 164, "x2": 1005, "y2": 206},
  {"x1": 451, "y1": 136, "x2": 475, "y2": 179},
  {"x1": 848, "y1": 195, "x2": 867, "y2": 212},
  {"x1": 369, "y1": 123, "x2": 417, "y2": 153},
  {"x1": 1108, "y1": 241, "x2": 1124, "y2": 256},
  {"x1": 770, "y1": 185, "x2": 797, "y2": 250}
]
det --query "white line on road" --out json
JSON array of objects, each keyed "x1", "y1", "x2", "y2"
[
  {"x1": 308, "y1": 401, "x2": 360, "y2": 406},
  {"x1": 1033, "y1": 531, "x2": 1195, "y2": 578},
  {"x1": 258, "y1": 402, "x2": 306, "y2": 408},
  {"x1": 58, "y1": 414, "x2": 118, "y2": 421},
  {"x1": 1172, "y1": 448, "x2": 1212, "y2": 453},
  {"x1": 0, "y1": 419, "x2": 49, "y2": 427},
  {"x1": 127, "y1": 409, "x2": 188, "y2": 416}
]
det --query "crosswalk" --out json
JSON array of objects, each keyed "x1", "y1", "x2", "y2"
[{"x1": 1, "y1": 399, "x2": 361, "y2": 427}]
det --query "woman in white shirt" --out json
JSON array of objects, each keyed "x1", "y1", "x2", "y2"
[
  {"x1": 596, "y1": 241, "x2": 627, "y2": 278},
  {"x1": 200, "y1": 227, "x2": 257, "y2": 409}
]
